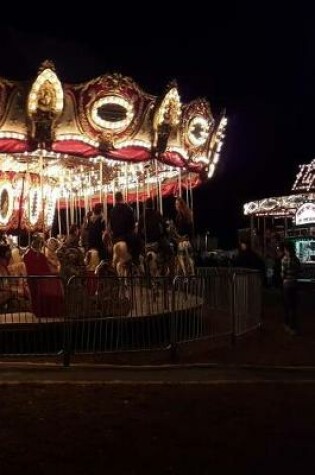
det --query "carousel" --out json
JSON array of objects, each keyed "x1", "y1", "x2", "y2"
[
  {"x1": 0, "y1": 61, "x2": 227, "y2": 345},
  {"x1": 0, "y1": 60, "x2": 227, "y2": 237},
  {"x1": 243, "y1": 158, "x2": 315, "y2": 265}
]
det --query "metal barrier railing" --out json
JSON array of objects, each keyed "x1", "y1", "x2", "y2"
[
  {"x1": 0, "y1": 268, "x2": 262, "y2": 363},
  {"x1": 232, "y1": 270, "x2": 262, "y2": 336},
  {"x1": 0, "y1": 275, "x2": 65, "y2": 356}
]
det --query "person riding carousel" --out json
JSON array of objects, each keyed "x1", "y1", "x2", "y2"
[
  {"x1": 138, "y1": 197, "x2": 173, "y2": 268},
  {"x1": 87, "y1": 204, "x2": 107, "y2": 261},
  {"x1": 174, "y1": 197, "x2": 193, "y2": 241},
  {"x1": 109, "y1": 191, "x2": 141, "y2": 267},
  {"x1": 173, "y1": 196, "x2": 195, "y2": 275}
]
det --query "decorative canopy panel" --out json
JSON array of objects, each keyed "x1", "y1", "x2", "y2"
[{"x1": 0, "y1": 170, "x2": 58, "y2": 232}]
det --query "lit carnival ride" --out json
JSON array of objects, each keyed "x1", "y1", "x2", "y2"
[
  {"x1": 243, "y1": 158, "x2": 315, "y2": 265},
  {"x1": 0, "y1": 60, "x2": 227, "y2": 235}
]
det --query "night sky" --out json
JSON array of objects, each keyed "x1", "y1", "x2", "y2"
[{"x1": 0, "y1": 7, "x2": 313, "y2": 247}]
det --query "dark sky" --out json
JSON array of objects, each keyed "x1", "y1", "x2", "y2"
[{"x1": 0, "y1": 7, "x2": 314, "y2": 247}]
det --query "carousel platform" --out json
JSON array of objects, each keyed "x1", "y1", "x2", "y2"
[{"x1": 0, "y1": 282, "x2": 204, "y2": 355}]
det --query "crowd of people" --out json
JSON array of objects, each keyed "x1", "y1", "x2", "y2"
[
  {"x1": 0, "y1": 193, "x2": 196, "y2": 310},
  {"x1": 233, "y1": 237, "x2": 301, "y2": 335},
  {"x1": 0, "y1": 193, "x2": 302, "y2": 334}
]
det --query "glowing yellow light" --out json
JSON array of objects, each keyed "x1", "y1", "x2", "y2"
[
  {"x1": 90, "y1": 95, "x2": 134, "y2": 131},
  {"x1": 208, "y1": 163, "x2": 215, "y2": 178},
  {"x1": 0, "y1": 182, "x2": 14, "y2": 226},
  {"x1": 155, "y1": 87, "x2": 182, "y2": 128},
  {"x1": 187, "y1": 116, "x2": 210, "y2": 147},
  {"x1": 115, "y1": 139, "x2": 151, "y2": 150},
  {"x1": 28, "y1": 68, "x2": 64, "y2": 115}
]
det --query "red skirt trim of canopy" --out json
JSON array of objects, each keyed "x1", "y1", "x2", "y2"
[{"x1": 57, "y1": 175, "x2": 200, "y2": 209}]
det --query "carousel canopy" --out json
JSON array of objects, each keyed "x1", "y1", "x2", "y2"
[
  {"x1": 0, "y1": 60, "x2": 227, "y2": 195},
  {"x1": 0, "y1": 60, "x2": 227, "y2": 232}
]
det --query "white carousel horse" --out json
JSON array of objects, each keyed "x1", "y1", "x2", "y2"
[
  {"x1": 111, "y1": 241, "x2": 134, "y2": 300},
  {"x1": 84, "y1": 249, "x2": 101, "y2": 272},
  {"x1": 144, "y1": 242, "x2": 159, "y2": 279},
  {"x1": 177, "y1": 239, "x2": 195, "y2": 277},
  {"x1": 167, "y1": 221, "x2": 195, "y2": 277},
  {"x1": 112, "y1": 241, "x2": 132, "y2": 279}
]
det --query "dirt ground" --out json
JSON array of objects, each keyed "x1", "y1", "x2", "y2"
[
  {"x1": 0, "y1": 383, "x2": 314, "y2": 474},
  {"x1": 0, "y1": 287, "x2": 314, "y2": 474}
]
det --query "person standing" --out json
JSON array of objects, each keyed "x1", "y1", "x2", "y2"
[
  {"x1": 234, "y1": 238, "x2": 265, "y2": 274},
  {"x1": 281, "y1": 240, "x2": 301, "y2": 335},
  {"x1": 109, "y1": 191, "x2": 140, "y2": 262},
  {"x1": 88, "y1": 203, "x2": 107, "y2": 261},
  {"x1": 274, "y1": 243, "x2": 285, "y2": 287}
]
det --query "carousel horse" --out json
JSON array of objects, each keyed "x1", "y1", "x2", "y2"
[
  {"x1": 91, "y1": 260, "x2": 131, "y2": 317},
  {"x1": 177, "y1": 239, "x2": 195, "y2": 277},
  {"x1": 144, "y1": 242, "x2": 159, "y2": 280},
  {"x1": 103, "y1": 226, "x2": 143, "y2": 279},
  {"x1": 168, "y1": 221, "x2": 195, "y2": 277},
  {"x1": 140, "y1": 239, "x2": 176, "y2": 306},
  {"x1": 84, "y1": 248, "x2": 101, "y2": 271},
  {"x1": 57, "y1": 243, "x2": 85, "y2": 283},
  {"x1": 112, "y1": 238, "x2": 148, "y2": 300},
  {"x1": 112, "y1": 240, "x2": 132, "y2": 279}
]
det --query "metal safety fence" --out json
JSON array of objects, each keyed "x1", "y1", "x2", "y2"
[{"x1": 0, "y1": 268, "x2": 262, "y2": 364}]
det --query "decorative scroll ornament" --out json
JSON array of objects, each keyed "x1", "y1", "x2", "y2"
[
  {"x1": 183, "y1": 99, "x2": 214, "y2": 151},
  {"x1": 27, "y1": 62, "x2": 63, "y2": 116},
  {"x1": 27, "y1": 61, "x2": 64, "y2": 146},
  {"x1": 81, "y1": 73, "x2": 144, "y2": 144},
  {"x1": 155, "y1": 87, "x2": 181, "y2": 128},
  {"x1": 207, "y1": 112, "x2": 227, "y2": 177},
  {"x1": 0, "y1": 182, "x2": 14, "y2": 226},
  {"x1": 153, "y1": 83, "x2": 182, "y2": 154},
  {"x1": 187, "y1": 116, "x2": 210, "y2": 147}
]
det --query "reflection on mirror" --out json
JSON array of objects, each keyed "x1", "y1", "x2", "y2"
[{"x1": 97, "y1": 103, "x2": 127, "y2": 123}]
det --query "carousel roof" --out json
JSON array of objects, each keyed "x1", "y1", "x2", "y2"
[
  {"x1": 244, "y1": 158, "x2": 315, "y2": 218},
  {"x1": 243, "y1": 193, "x2": 315, "y2": 217},
  {"x1": 0, "y1": 60, "x2": 227, "y2": 190}
]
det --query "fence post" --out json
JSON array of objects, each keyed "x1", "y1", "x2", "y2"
[
  {"x1": 63, "y1": 328, "x2": 71, "y2": 368},
  {"x1": 63, "y1": 321, "x2": 71, "y2": 368},
  {"x1": 231, "y1": 272, "x2": 236, "y2": 345},
  {"x1": 169, "y1": 277, "x2": 178, "y2": 360},
  {"x1": 62, "y1": 278, "x2": 73, "y2": 368}
]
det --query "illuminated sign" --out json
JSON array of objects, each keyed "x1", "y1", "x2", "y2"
[{"x1": 295, "y1": 202, "x2": 315, "y2": 226}]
